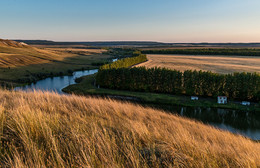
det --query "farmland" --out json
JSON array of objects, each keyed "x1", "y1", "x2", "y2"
[{"x1": 136, "y1": 54, "x2": 260, "y2": 74}]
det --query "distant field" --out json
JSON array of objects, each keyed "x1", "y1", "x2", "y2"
[
  {"x1": 0, "y1": 43, "x2": 110, "y2": 85},
  {"x1": 45, "y1": 48, "x2": 107, "y2": 54},
  {"x1": 0, "y1": 46, "x2": 59, "y2": 68},
  {"x1": 141, "y1": 46, "x2": 260, "y2": 50},
  {"x1": 0, "y1": 46, "x2": 107, "y2": 68},
  {"x1": 136, "y1": 54, "x2": 260, "y2": 74}
]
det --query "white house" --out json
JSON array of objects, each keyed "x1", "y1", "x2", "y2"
[
  {"x1": 242, "y1": 101, "x2": 250, "y2": 106},
  {"x1": 191, "y1": 96, "x2": 199, "y2": 100},
  {"x1": 218, "y1": 96, "x2": 227, "y2": 104}
]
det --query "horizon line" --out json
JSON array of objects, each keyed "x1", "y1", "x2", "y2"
[{"x1": 11, "y1": 39, "x2": 260, "y2": 44}]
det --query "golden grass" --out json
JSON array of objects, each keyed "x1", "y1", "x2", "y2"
[
  {"x1": 0, "y1": 46, "x2": 65, "y2": 68},
  {"x1": 0, "y1": 47, "x2": 106, "y2": 68},
  {"x1": 0, "y1": 89, "x2": 259, "y2": 167},
  {"x1": 0, "y1": 39, "x2": 105, "y2": 68},
  {"x1": 136, "y1": 54, "x2": 260, "y2": 74}
]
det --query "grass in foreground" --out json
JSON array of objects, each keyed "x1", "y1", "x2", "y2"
[
  {"x1": 63, "y1": 74, "x2": 260, "y2": 112},
  {"x1": 0, "y1": 89, "x2": 259, "y2": 167}
]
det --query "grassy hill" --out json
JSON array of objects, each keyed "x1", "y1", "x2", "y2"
[
  {"x1": 0, "y1": 39, "x2": 110, "y2": 86},
  {"x1": 0, "y1": 89, "x2": 259, "y2": 167},
  {"x1": 0, "y1": 39, "x2": 29, "y2": 48},
  {"x1": 0, "y1": 39, "x2": 74, "y2": 68}
]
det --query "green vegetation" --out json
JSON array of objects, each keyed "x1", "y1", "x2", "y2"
[
  {"x1": 64, "y1": 48, "x2": 260, "y2": 110},
  {"x1": 63, "y1": 74, "x2": 260, "y2": 112},
  {"x1": 142, "y1": 48, "x2": 260, "y2": 56},
  {"x1": 97, "y1": 67, "x2": 260, "y2": 101},
  {"x1": 91, "y1": 61, "x2": 110, "y2": 66},
  {"x1": 103, "y1": 48, "x2": 142, "y2": 58},
  {"x1": 100, "y1": 52, "x2": 147, "y2": 70}
]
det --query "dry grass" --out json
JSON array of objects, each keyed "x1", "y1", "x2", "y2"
[
  {"x1": 0, "y1": 39, "x2": 64, "y2": 67},
  {"x1": 0, "y1": 39, "x2": 105, "y2": 68},
  {"x1": 0, "y1": 89, "x2": 259, "y2": 167},
  {"x1": 0, "y1": 46, "x2": 66, "y2": 68},
  {"x1": 136, "y1": 54, "x2": 260, "y2": 74}
]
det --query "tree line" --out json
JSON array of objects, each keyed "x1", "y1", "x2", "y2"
[
  {"x1": 99, "y1": 53, "x2": 147, "y2": 70},
  {"x1": 142, "y1": 48, "x2": 260, "y2": 56},
  {"x1": 103, "y1": 48, "x2": 142, "y2": 59},
  {"x1": 96, "y1": 67, "x2": 260, "y2": 101}
]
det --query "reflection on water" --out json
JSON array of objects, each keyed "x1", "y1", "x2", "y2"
[
  {"x1": 153, "y1": 105, "x2": 260, "y2": 140},
  {"x1": 15, "y1": 69, "x2": 98, "y2": 93}
]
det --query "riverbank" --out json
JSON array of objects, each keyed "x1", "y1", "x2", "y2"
[
  {"x1": 0, "y1": 45, "x2": 111, "y2": 87},
  {"x1": 63, "y1": 74, "x2": 260, "y2": 112}
]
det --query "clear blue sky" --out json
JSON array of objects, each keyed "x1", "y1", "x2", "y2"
[{"x1": 1, "y1": 0, "x2": 260, "y2": 42}]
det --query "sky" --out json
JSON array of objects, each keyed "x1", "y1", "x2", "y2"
[{"x1": 0, "y1": 0, "x2": 260, "y2": 43}]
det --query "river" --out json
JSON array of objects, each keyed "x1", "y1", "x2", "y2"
[
  {"x1": 15, "y1": 69, "x2": 98, "y2": 94},
  {"x1": 15, "y1": 68, "x2": 260, "y2": 140}
]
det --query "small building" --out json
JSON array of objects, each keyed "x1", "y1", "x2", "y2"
[
  {"x1": 242, "y1": 101, "x2": 250, "y2": 106},
  {"x1": 218, "y1": 96, "x2": 227, "y2": 104},
  {"x1": 191, "y1": 96, "x2": 199, "y2": 100}
]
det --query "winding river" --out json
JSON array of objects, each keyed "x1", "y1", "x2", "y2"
[
  {"x1": 15, "y1": 69, "x2": 98, "y2": 94},
  {"x1": 15, "y1": 68, "x2": 260, "y2": 140}
]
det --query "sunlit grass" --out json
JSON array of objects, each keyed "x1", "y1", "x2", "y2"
[
  {"x1": 0, "y1": 89, "x2": 259, "y2": 167},
  {"x1": 136, "y1": 54, "x2": 260, "y2": 74}
]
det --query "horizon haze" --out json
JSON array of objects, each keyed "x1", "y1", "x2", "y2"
[{"x1": 1, "y1": 0, "x2": 260, "y2": 43}]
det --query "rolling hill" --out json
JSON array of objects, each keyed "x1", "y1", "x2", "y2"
[
  {"x1": 0, "y1": 89, "x2": 259, "y2": 167},
  {"x1": 0, "y1": 39, "x2": 29, "y2": 48},
  {"x1": 0, "y1": 39, "x2": 64, "y2": 68},
  {"x1": 0, "y1": 39, "x2": 110, "y2": 86}
]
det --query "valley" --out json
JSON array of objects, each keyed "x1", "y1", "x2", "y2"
[
  {"x1": 2, "y1": 1, "x2": 260, "y2": 167},
  {"x1": 0, "y1": 39, "x2": 111, "y2": 86}
]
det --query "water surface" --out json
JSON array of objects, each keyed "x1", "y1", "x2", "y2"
[{"x1": 15, "y1": 69, "x2": 98, "y2": 93}]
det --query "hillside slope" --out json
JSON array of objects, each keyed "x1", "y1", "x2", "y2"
[
  {"x1": 0, "y1": 39, "x2": 29, "y2": 48},
  {"x1": 0, "y1": 39, "x2": 66, "y2": 68},
  {"x1": 0, "y1": 39, "x2": 110, "y2": 86},
  {"x1": 0, "y1": 90, "x2": 259, "y2": 167}
]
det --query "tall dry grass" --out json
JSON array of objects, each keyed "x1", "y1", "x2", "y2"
[{"x1": 0, "y1": 89, "x2": 259, "y2": 167}]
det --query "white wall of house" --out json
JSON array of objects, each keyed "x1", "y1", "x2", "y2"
[
  {"x1": 242, "y1": 101, "x2": 250, "y2": 106},
  {"x1": 191, "y1": 96, "x2": 198, "y2": 100},
  {"x1": 218, "y1": 96, "x2": 227, "y2": 104}
]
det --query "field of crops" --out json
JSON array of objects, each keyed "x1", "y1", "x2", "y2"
[{"x1": 136, "y1": 54, "x2": 260, "y2": 74}]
